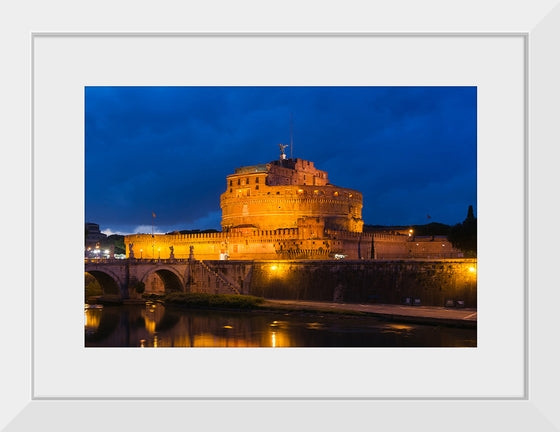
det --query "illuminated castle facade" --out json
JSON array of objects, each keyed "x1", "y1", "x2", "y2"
[
  {"x1": 221, "y1": 157, "x2": 363, "y2": 233},
  {"x1": 125, "y1": 148, "x2": 461, "y2": 260}
]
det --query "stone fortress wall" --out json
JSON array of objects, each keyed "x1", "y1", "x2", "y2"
[{"x1": 125, "y1": 229, "x2": 416, "y2": 261}]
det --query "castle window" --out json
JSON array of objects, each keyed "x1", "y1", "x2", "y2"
[
  {"x1": 256, "y1": 177, "x2": 259, "y2": 183},
  {"x1": 314, "y1": 190, "x2": 319, "y2": 195},
  {"x1": 230, "y1": 188, "x2": 232, "y2": 193},
  {"x1": 229, "y1": 180, "x2": 232, "y2": 186},
  {"x1": 276, "y1": 191, "x2": 280, "y2": 195},
  {"x1": 333, "y1": 191, "x2": 339, "y2": 196},
  {"x1": 237, "y1": 179, "x2": 240, "y2": 185},
  {"x1": 247, "y1": 177, "x2": 250, "y2": 184},
  {"x1": 256, "y1": 185, "x2": 259, "y2": 190},
  {"x1": 349, "y1": 193, "x2": 353, "y2": 198}
]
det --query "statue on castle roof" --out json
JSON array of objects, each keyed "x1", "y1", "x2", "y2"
[{"x1": 278, "y1": 143, "x2": 289, "y2": 160}]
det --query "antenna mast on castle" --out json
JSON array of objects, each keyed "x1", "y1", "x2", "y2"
[{"x1": 290, "y1": 112, "x2": 293, "y2": 160}]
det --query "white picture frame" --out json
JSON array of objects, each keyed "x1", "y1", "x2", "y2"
[{"x1": 3, "y1": 1, "x2": 559, "y2": 430}]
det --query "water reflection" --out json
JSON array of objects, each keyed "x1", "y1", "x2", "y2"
[{"x1": 84, "y1": 303, "x2": 476, "y2": 348}]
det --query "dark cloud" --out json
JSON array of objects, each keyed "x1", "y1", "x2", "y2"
[{"x1": 85, "y1": 86, "x2": 477, "y2": 234}]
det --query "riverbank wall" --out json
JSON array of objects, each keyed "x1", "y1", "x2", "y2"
[{"x1": 206, "y1": 259, "x2": 477, "y2": 308}]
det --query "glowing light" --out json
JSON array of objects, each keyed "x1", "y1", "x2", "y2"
[
  {"x1": 469, "y1": 267, "x2": 476, "y2": 273},
  {"x1": 272, "y1": 332, "x2": 276, "y2": 348},
  {"x1": 271, "y1": 265, "x2": 278, "y2": 271}
]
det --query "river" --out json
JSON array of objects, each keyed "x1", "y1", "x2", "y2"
[{"x1": 85, "y1": 302, "x2": 476, "y2": 347}]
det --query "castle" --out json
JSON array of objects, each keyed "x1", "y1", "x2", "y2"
[{"x1": 125, "y1": 146, "x2": 461, "y2": 260}]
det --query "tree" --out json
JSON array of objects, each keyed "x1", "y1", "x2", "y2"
[{"x1": 447, "y1": 205, "x2": 477, "y2": 257}]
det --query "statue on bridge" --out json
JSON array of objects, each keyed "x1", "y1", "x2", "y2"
[
  {"x1": 128, "y1": 242, "x2": 134, "y2": 259},
  {"x1": 169, "y1": 245, "x2": 175, "y2": 260}
]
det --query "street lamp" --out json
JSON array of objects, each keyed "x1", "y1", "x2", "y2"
[
  {"x1": 140, "y1": 249, "x2": 143, "y2": 259},
  {"x1": 158, "y1": 248, "x2": 161, "y2": 260}
]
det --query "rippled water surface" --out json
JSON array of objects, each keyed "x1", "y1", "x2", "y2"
[{"x1": 85, "y1": 303, "x2": 476, "y2": 347}]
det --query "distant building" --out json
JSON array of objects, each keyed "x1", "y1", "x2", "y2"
[
  {"x1": 85, "y1": 223, "x2": 107, "y2": 242},
  {"x1": 85, "y1": 223, "x2": 108, "y2": 257}
]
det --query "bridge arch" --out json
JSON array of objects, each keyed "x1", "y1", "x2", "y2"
[
  {"x1": 85, "y1": 269, "x2": 124, "y2": 299},
  {"x1": 138, "y1": 266, "x2": 185, "y2": 293}
]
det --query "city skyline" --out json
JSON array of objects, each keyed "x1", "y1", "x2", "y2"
[{"x1": 85, "y1": 86, "x2": 477, "y2": 235}]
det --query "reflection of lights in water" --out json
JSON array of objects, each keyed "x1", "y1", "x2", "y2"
[
  {"x1": 154, "y1": 335, "x2": 158, "y2": 347},
  {"x1": 140, "y1": 339, "x2": 146, "y2": 347},
  {"x1": 305, "y1": 322, "x2": 323, "y2": 330},
  {"x1": 382, "y1": 324, "x2": 414, "y2": 334},
  {"x1": 143, "y1": 303, "x2": 164, "y2": 334},
  {"x1": 272, "y1": 332, "x2": 276, "y2": 348},
  {"x1": 223, "y1": 325, "x2": 233, "y2": 329},
  {"x1": 84, "y1": 307, "x2": 102, "y2": 334}
]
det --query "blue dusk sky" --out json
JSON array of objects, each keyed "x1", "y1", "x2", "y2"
[{"x1": 85, "y1": 86, "x2": 477, "y2": 235}]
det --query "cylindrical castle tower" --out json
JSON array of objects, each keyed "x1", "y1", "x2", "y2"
[{"x1": 220, "y1": 157, "x2": 364, "y2": 233}]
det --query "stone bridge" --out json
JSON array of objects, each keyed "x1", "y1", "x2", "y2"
[
  {"x1": 85, "y1": 258, "x2": 477, "y2": 307},
  {"x1": 84, "y1": 258, "x2": 252, "y2": 300}
]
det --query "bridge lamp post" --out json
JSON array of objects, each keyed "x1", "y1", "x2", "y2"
[
  {"x1": 140, "y1": 249, "x2": 143, "y2": 259},
  {"x1": 158, "y1": 248, "x2": 161, "y2": 260}
]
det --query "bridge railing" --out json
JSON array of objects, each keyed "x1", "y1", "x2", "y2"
[{"x1": 84, "y1": 258, "x2": 193, "y2": 265}]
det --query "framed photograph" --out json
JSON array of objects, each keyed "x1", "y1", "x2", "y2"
[{"x1": 3, "y1": 1, "x2": 559, "y2": 430}]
